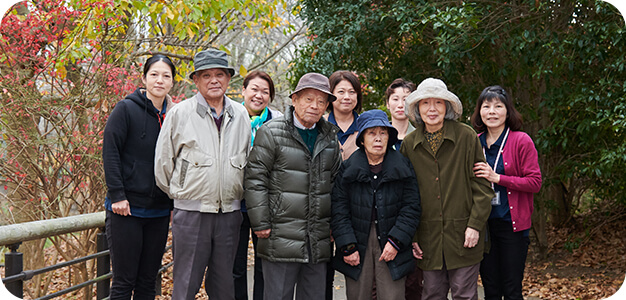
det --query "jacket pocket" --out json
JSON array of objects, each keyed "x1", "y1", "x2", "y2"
[
  {"x1": 453, "y1": 218, "x2": 470, "y2": 257},
  {"x1": 172, "y1": 149, "x2": 213, "y2": 197},
  {"x1": 179, "y1": 159, "x2": 189, "y2": 187},
  {"x1": 415, "y1": 220, "x2": 436, "y2": 262},
  {"x1": 269, "y1": 193, "x2": 284, "y2": 217},
  {"x1": 124, "y1": 160, "x2": 154, "y2": 195},
  {"x1": 230, "y1": 152, "x2": 247, "y2": 170}
]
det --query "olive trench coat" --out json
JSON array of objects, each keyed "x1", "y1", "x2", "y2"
[{"x1": 400, "y1": 120, "x2": 494, "y2": 271}]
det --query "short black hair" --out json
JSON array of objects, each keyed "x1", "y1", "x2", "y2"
[{"x1": 385, "y1": 78, "x2": 416, "y2": 103}]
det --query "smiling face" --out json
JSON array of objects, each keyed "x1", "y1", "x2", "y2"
[
  {"x1": 331, "y1": 79, "x2": 358, "y2": 115},
  {"x1": 141, "y1": 61, "x2": 174, "y2": 103},
  {"x1": 418, "y1": 98, "x2": 447, "y2": 132},
  {"x1": 362, "y1": 126, "x2": 389, "y2": 159},
  {"x1": 193, "y1": 68, "x2": 231, "y2": 103},
  {"x1": 292, "y1": 88, "x2": 330, "y2": 128},
  {"x1": 387, "y1": 87, "x2": 411, "y2": 122},
  {"x1": 480, "y1": 98, "x2": 508, "y2": 131},
  {"x1": 242, "y1": 77, "x2": 271, "y2": 116}
]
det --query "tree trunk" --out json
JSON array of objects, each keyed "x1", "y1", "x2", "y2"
[{"x1": 531, "y1": 194, "x2": 549, "y2": 259}]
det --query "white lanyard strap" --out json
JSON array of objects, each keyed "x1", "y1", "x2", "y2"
[{"x1": 482, "y1": 128, "x2": 510, "y2": 189}]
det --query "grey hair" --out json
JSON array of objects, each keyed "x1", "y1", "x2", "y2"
[{"x1": 411, "y1": 101, "x2": 458, "y2": 123}]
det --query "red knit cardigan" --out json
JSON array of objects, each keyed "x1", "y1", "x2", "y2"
[{"x1": 480, "y1": 130, "x2": 542, "y2": 232}]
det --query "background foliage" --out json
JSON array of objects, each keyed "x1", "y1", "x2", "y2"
[
  {"x1": 291, "y1": 0, "x2": 626, "y2": 257},
  {"x1": 0, "y1": 0, "x2": 624, "y2": 297}
]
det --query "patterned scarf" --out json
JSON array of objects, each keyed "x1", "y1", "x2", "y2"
[
  {"x1": 247, "y1": 104, "x2": 269, "y2": 146},
  {"x1": 424, "y1": 127, "x2": 444, "y2": 155}
]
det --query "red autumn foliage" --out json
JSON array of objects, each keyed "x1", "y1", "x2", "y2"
[{"x1": 0, "y1": 0, "x2": 143, "y2": 298}]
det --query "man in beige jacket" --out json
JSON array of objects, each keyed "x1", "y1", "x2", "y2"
[{"x1": 155, "y1": 49, "x2": 251, "y2": 300}]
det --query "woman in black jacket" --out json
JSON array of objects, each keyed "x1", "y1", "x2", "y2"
[
  {"x1": 331, "y1": 109, "x2": 421, "y2": 300},
  {"x1": 102, "y1": 54, "x2": 176, "y2": 300}
]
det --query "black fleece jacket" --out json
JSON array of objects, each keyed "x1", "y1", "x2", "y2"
[{"x1": 102, "y1": 88, "x2": 172, "y2": 210}]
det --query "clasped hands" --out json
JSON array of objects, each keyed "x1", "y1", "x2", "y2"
[{"x1": 343, "y1": 242, "x2": 398, "y2": 266}]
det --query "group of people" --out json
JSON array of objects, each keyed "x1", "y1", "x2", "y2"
[{"x1": 102, "y1": 48, "x2": 542, "y2": 300}]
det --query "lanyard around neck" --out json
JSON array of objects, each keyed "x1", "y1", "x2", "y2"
[{"x1": 482, "y1": 127, "x2": 510, "y2": 189}]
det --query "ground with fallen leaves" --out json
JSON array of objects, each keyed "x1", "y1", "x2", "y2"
[
  {"x1": 521, "y1": 204, "x2": 625, "y2": 300},
  {"x1": 2, "y1": 204, "x2": 624, "y2": 299}
]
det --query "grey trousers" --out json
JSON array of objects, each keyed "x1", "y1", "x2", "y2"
[
  {"x1": 422, "y1": 260, "x2": 480, "y2": 300},
  {"x1": 171, "y1": 209, "x2": 242, "y2": 300},
  {"x1": 262, "y1": 259, "x2": 327, "y2": 300},
  {"x1": 345, "y1": 223, "x2": 406, "y2": 300}
]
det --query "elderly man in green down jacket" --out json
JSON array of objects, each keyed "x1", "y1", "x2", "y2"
[
  {"x1": 400, "y1": 78, "x2": 494, "y2": 300},
  {"x1": 245, "y1": 72, "x2": 342, "y2": 300}
]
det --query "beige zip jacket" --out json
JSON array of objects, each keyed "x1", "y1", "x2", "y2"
[{"x1": 154, "y1": 93, "x2": 251, "y2": 213}]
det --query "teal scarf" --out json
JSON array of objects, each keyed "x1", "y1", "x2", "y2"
[{"x1": 245, "y1": 103, "x2": 269, "y2": 146}]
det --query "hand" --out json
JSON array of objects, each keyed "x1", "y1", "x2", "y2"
[
  {"x1": 412, "y1": 242, "x2": 423, "y2": 259},
  {"x1": 379, "y1": 242, "x2": 398, "y2": 262},
  {"x1": 464, "y1": 227, "x2": 479, "y2": 248},
  {"x1": 473, "y1": 162, "x2": 500, "y2": 184},
  {"x1": 111, "y1": 200, "x2": 131, "y2": 216},
  {"x1": 254, "y1": 229, "x2": 271, "y2": 239},
  {"x1": 343, "y1": 251, "x2": 360, "y2": 266}
]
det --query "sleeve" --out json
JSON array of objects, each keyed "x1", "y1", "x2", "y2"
[
  {"x1": 154, "y1": 105, "x2": 178, "y2": 198},
  {"x1": 388, "y1": 157, "x2": 422, "y2": 248},
  {"x1": 399, "y1": 137, "x2": 410, "y2": 157},
  {"x1": 244, "y1": 125, "x2": 276, "y2": 232},
  {"x1": 498, "y1": 133, "x2": 542, "y2": 193},
  {"x1": 467, "y1": 133, "x2": 495, "y2": 231},
  {"x1": 330, "y1": 140, "x2": 342, "y2": 183},
  {"x1": 330, "y1": 163, "x2": 358, "y2": 249},
  {"x1": 102, "y1": 101, "x2": 129, "y2": 203}
]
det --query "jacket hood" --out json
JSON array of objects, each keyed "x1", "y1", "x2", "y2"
[
  {"x1": 126, "y1": 88, "x2": 174, "y2": 112},
  {"x1": 125, "y1": 87, "x2": 173, "y2": 139},
  {"x1": 125, "y1": 88, "x2": 148, "y2": 108},
  {"x1": 342, "y1": 149, "x2": 413, "y2": 184}
]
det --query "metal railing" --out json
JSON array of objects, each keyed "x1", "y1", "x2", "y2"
[{"x1": 0, "y1": 212, "x2": 172, "y2": 299}]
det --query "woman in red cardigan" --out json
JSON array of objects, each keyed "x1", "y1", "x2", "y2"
[{"x1": 470, "y1": 86, "x2": 542, "y2": 300}]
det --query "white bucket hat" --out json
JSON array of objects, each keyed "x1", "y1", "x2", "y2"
[{"x1": 405, "y1": 78, "x2": 463, "y2": 123}]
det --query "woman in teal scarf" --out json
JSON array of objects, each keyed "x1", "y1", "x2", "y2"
[{"x1": 233, "y1": 70, "x2": 283, "y2": 300}]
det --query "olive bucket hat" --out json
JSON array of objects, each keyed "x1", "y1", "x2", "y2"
[{"x1": 189, "y1": 49, "x2": 235, "y2": 79}]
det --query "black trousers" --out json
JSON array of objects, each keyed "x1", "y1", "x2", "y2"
[
  {"x1": 479, "y1": 218, "x2": 530, "y2": 300},
  {"x1": 233, "y1": 211, "x2": 263, "y2": 300},
  {"x1": 105, "y1": 210, "x2": 170, "y2": 300},
  {"x1": 326, "y1": 242, "x2": 334, "y2": 300}
]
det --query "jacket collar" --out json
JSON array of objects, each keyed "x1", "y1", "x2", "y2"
[
  {"x1": 342, "y1": 149, "x2": 413, "y2": 183},
  {"x1": 409, "y1": 119, "x2": 458, "y2": 151},
  {"x1": 285, "y1": 106, "x2": 338, "y2": 157},
  {"x1": 195, "y1": 93, "x2": 233, "y2": 119},
  {"x1": 286, "y1": 106, "x2": 337, "y2": 136}
]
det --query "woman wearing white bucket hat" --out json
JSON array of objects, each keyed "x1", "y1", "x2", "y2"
[{"x1": 400, "y1": 78, "x2": 494, "y2": 300}]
